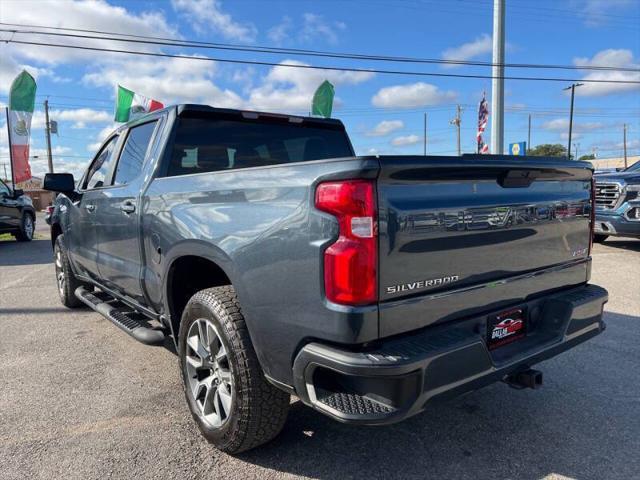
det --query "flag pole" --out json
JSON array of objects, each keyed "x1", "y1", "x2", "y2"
[{"x1": 5, "y1": 107, "x2": 16, "y2": 191}]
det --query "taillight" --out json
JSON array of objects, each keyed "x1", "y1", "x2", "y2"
[
  {"x1": 315, "y1": 180, "x2": 377, "y2": 305},
  {"x1": 589, "y1": 177, "x2": 595, "y2": 255}
]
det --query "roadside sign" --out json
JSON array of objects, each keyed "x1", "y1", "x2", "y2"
[{"x1": 509, "y1": 142, "x2": 527, "y2": 156}]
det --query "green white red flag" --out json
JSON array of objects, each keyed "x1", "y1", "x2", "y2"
[
  {"x1": 7, "y1": 70, "x2": 36, "y2": 184},
  {"x1": 114, "y1": 85, "x2": 164, "y2": 122}
]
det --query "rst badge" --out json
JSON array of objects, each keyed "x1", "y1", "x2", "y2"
[{"x1": 487, "y1": 307, "x2": 526, "y2": 350}]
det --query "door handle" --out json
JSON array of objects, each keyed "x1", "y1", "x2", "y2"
[
  {"x1": 120, "y1": 201, "x2": 136, "y2": 214},
  {"x1": 84, "y1": 204, "x2": 96, "y2": 212}
]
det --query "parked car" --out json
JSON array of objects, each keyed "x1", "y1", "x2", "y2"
[
  {"x1": 44, "y1": 104, "x2": 608, "y2": 453},
  {"x1": 0, "y1": 178, "x2": 36, "y2": 241},
  {"x1": 593, "y1": 160, "x2": 640, "y2": 242}
]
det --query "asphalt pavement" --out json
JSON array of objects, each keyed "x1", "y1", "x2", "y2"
[{"x1": 1, "y1": 231, "x2": 639, "y2": 480}]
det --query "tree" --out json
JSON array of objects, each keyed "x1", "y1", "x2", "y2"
[
  {"x1": 527, "y1": 144, "x2": 569, "y2": 158},
  {"x1": 579, "y1": 154, "x2": 596, "y2": 160}
]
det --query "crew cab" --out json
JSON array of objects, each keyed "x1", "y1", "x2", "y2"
[
  {"x1": 0, "y1": 178, "x2": 35, "y2": 241},
  {"x1": 44, "y1": 104, "x2": 608, "y2": 453},
  {"x1": 593, "y1": 160, "x2": 640, "y2": 241}
]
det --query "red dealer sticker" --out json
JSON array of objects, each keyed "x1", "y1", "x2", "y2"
[{"x1": 487, "y1": 307, "x2": 527, "y2": 350}]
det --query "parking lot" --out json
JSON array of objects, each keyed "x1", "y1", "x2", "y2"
[{"x1": 1, "y1": 222, "x2": 638, "y2": 480}]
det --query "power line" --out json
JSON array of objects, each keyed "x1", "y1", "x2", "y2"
[
  {"x1": 5, "y1": 39, "x2": 640, "y2": 85},
  {"x1": 1, "y1": 23, "x2": 638, "y2": 73}
]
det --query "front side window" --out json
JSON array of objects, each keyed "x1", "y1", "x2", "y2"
[
  {"x1": 166, "y1": 116, "x2": 353, "y2": 177},
  {"x1": 85, "y1": 136, "x2": 119, "y2": 190},
  {"x1": 113, "y1": 121, "x2": 158, "y2": 185}
]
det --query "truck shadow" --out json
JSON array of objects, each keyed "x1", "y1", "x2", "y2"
[
  {"x1": 238, "y1": 310, "x2": 639, "y2": 480},
  {"x1": 598, "y1": 239, "x2": 640, "y2": 252},
  {"x1": 0, "y1": 239, "x2": 52, "y2": 266}
]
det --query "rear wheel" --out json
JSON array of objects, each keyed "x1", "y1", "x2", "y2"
[
  {"x1": 593, "y1": 234, "x2": 608, "y2": 243},
  {"x1": 15, "y1": 213, "x2": 34, "y2": 242},
  {"x1": 179, "y1": 286, "x2": 290, "y2": 453},
  {"x1": 54, "y1": 235, "x2": 90, "y2": 308}
]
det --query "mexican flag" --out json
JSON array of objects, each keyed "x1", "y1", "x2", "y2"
[
  {"x1": 114, "y1": 85, "x2": 164, "y2": 122},
  {"x1": 8, "y1": 70, "x2": 36, "y2": 184}
]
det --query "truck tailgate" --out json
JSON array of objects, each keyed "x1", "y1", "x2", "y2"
[{"x1": 377, "y1": 156, "x2": 593, "y2": 337}]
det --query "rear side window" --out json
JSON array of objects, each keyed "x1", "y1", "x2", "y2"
[
  {"x1": 165, "y1": 116, "x2": 353, "y2": 177},
  {"x1": 113, "y1": 121, "x2": 158, "y2": 185},
  {"x1": 85, "y1": 136, "x2": 119, "y2": 190}
]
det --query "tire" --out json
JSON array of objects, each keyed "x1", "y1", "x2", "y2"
[
  {"x1": 15, "y1": 212, "x2": 34, "y2": 242},
  {"x1": 54, "y1": 235, "x2": 89, "y2": 308},
  {"x1": 179, "y1": 286, "x2": 290, "y2": 453},
  {"x1": 593, "y1": 234, "x2": 608, "y2": 243}
]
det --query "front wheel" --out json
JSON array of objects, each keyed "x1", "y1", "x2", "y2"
[
  {"x1": 178, "y1": 286, "x2": 290, "y2": 453},
  {"x1": 54, "y1": 235, "x2": 89, "y2": 308},
  {"x1": 15, "y1": 213, "x2": 34, "y2": 242}
]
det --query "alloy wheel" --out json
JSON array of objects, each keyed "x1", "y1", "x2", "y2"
[
  {"x1": 24, "y1": 215, "x2": 34, "y2": 239},
  {"x1": 54, "y1": 247, "x2": 65, "y2": 298},
  {"x1": 185, "y1": 318, "x2": 234, "y2": 428}
]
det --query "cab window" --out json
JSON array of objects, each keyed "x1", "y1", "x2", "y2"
[
  {"x1": 113, "y1": 121, "x2": 158, "y2": 185},
  {"x1": 84, "y1": 136, "x2": 119, "y2": 190}
]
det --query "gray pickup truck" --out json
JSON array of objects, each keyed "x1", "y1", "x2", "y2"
[{"x1": 45, "y1": 104, "x2": 608, "y2": 453}]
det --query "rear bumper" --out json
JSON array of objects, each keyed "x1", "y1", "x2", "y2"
[{"x1": 293, "y1": 284, "x2": 607, "y2": 425}]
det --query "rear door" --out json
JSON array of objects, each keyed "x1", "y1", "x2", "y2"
[
  {"x1": 67, "y1": 135, "x2": 121, "y2": 280},
  {"x1": 94, "y1": 120, "x2": 160, "y2": 302}
]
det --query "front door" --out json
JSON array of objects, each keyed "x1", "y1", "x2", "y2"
[
  {"x1": 67, "y1": 134, "x2": 120, "y2": 280},
  {"x1": 95, "y1": 120, "x2": 159, "y2": 302}
]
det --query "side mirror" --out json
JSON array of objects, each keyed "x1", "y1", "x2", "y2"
[
  {"x1": 13, "y1": 188, "x2": 24, "y2": 198},
  {"x1": 44, "y1": 173, "x2": 75, "y2": 193}
]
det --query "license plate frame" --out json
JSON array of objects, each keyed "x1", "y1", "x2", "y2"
[{"x1": 487, "y1": 307, "x2": 527, "y2": 350}]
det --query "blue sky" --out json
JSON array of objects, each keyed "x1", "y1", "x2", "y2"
[{"x1": 0, "y1": 0, "x2": 639, "y2": 179}]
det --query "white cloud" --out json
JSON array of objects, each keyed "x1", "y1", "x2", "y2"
[
  {"x1": 268, "y1": 14, "x2": 346, "y2": 46},
  {"x1": 372, "y1": 82, "x2": 457, "y2": 108},
  {"x1": 83, "y1": 56, "x2": 244, "y2": 108},
  {"x1": 441, "y1": 34, "x2": 492, "y2": 68},
  {"x1": 573, "y1": 49, "x2": 640, "y2": 96},
  {"x1": 247, "y1": 60, "x2": 374, "y2": 112},
  {"x1": 391, "y1": 134, "x2": 421, "y2": 146},
  {"x1": 86, "y1": 124, "x2": 120, "y2": 153},
  {"x1": 300, "y1": 13, "x2": 346, "y2": 45},
  {"x1": 0, "y1": 0, "x2": 178, "y2": 65},
  {"x1": 365, "y1": 120, "x2": 404, "y2": 137},
  {"x1": 268, "y1": 17, "x2": 293, "y2": 45},
  {"x1": 171, "y1": 0, "x2": 256, "y2": 42},
  {"x1": 580, "y1": 0, "x2": 636, "y2": 27},
  {"x1": 0, "y1": 54, "x2": 58, "y2": 95},
  {"x1": 50, "y1": 109, "x2": 112, "y2": 129},
  {"x1": 542, "y1": 118, "x2": 604, "y2": 132}
]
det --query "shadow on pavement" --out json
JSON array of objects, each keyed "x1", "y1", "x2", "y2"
[
  {"x1": 237, "y1": 310, "x2": 640, "y2": 480},
  {"x1": 0, "y1": 239, "x2": 52, "y2": 266},
  {"x1": 597, "y1": 238, "x2": 640, "y2": 252}
]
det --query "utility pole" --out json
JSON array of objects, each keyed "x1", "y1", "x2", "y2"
[
  {"x1": 450, "y1": 105, "x2": 462, "y2": 156},
  {"x1": 490, "y1": 0, "x2": 505, "y2": 154},
  {"x1": 623, "y1": 123, "x2": 628, "y2": 168},
  {"x1": 573, "y1": 143, "x2": 580, "y2": 160},
  {"x1": 423, "y1": 113, "x2": 427, "y2": 155},
  {"x1": 44, "y1": 99, "x2": 54, "y2": 173},
  {"x1": 527, "y1": 113, "x2": 531, "y2": 153},
  {"x1": 563, "y1": 82, "x2": 583, "y2": 160}
]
